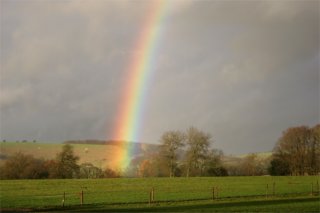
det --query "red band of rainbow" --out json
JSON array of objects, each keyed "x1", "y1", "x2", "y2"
[{"x1": 111, "y1": 0, "x2": 169, "y2": 170}]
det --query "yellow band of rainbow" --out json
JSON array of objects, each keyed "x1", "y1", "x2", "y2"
[{"x1": 112, "y1": 0, "x2": 169, "y2": 170}]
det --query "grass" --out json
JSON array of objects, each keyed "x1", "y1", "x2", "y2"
[
  {"x1": 41, "y1": 197, "x2": 320, "y2": 212},
  {"x1": 0, "y1": 176, "x2": 319, "y2": 211},
  {"x1": 2, "y1": 196, "x2": 319, "y2": 212}
]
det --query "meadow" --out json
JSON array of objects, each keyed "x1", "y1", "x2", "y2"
[
  {"x1": 0, "y1": 176, "x2": 319, "y2": 212},
  {"x1": 0, "y1": 142, "x2": 119, "y2": 169}
]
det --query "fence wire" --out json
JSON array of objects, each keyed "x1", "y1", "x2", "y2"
[{"x1": 1, "y1": 181, "x2": 319, "y2": 208}]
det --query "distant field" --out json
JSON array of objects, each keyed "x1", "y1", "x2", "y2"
[
  {"x1": 0, "y1": 142, "x2": 155, "y2": 169},
  {"x1": 238, "y1": 152, "x2": 272, "y2": 159},
  {"x1": 0, "y1": 176, "x2": 319, "y2": 211},
  {"x1": 0, "y1": 142, "x2": 115, "y2": 168}
]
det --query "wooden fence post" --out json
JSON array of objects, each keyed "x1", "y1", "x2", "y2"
[
  {"x1": 265, "y1": 184, "x2": 269, "y2": 199},
  {"x1": 80, "y1": 190, "x2": 83, "y2": 205},
  {"x1": 311, "y1": 183, "x2": 313, "y2": 196},
  {"x1": 151, "y1": 187, "x2": 155, "y2": 202},
  {"x1": 272, "y1": 182, "x2": 275, "y2": 197},
  {"x1": 62, "y1": 192, "x2": 65, "y2": 207},
  {"x1": 149, "y1": 188, "x2": 154, "y2": 205}
]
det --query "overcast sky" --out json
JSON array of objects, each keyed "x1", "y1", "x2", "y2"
[{"x1": 0, "y1": 0, "x2": 319, "y2": 154}]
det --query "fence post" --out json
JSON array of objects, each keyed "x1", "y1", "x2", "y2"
[
  {"x1": 149, "y1": 188, "x2": 153, "y2": 205},
  {"x1": 151, "y1": 187, "x2": 155, "y2": 202},
  {"x1": 272, "y1": 182, "x2": 275, "y2": 197},
  {"x1": 311, "y1": 183, "x2": 314, "y2": 196},
  {"x1": 265, "y1": 184, "x2": 269, "y2": 199},
  {"x1": 62, "y1": 192, "x2": 65, "y2": 207},
  {"x1": 80, "y1": 190, "x2": 83, "y2": 205}
]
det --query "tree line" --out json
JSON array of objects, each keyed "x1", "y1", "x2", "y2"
[
  {"x1": 127, "y1": 125, "x2": 319, "y2": 177},
  {"x1": 1, "y1": 124, "x2": 319, "y2": 179},
  {"x1": 0, "y1": 144, "x2": 120, "y2": 179},
  {"x1": 128, "y1": 127, "x2": 228, "y2": 177},
  {"x1": 128, "y1": 127, "x2": 273, "y2": 177}
]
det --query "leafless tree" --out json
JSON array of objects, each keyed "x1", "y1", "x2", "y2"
[
  {"x1": 185, "y1": 127, "x2": 212, "y2": 177},
  {"x1": 272, "y1": 125, "x2": 320, "y2": 175},
  {"x1": 159, "y1": 130, "x2": 185, "y2": 177}
]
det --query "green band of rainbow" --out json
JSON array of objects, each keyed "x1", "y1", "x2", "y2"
[{"x1": 112, "y1": 0, "x2": 169, "y2": 170}]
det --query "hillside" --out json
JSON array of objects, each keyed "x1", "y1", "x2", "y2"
[
  {"x1": 223, "y1": 152, "x2": 272, "y2": 166},
  {"x1": 0, "y1": 141, "x2": 158, "y2": 169}
]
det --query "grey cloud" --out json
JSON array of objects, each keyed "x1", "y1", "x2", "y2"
[{"x1": 1, "y1": 0, "x2": 318, "y2": 154}]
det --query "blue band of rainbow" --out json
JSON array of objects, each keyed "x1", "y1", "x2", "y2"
[{"x1": 111, "y1": 0, "x2": 169, "y2": 170}]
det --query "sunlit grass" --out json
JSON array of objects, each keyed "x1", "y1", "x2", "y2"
[{"x1": 0, "y1": 176, "x2": 318, "y2": 209}]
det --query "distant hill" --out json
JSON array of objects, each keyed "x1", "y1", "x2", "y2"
[
  {"x1": 0, "y1": 141, "x2": 158, "y2": 169},
  {"x1": 64, "y1": 139, "x2": 129, "y2": 145},
  {"x1": 223, "y1": 152, "x2": 272, "y2": 167},
  {"x1": 238, "y1": 152, "x2": 272, "y2": 159}
]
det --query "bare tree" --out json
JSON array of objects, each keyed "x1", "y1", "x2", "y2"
[
  {"x1": 160, "y1": 130, "x2": 185, "y2": 177},
  {"x1": 138, "y1": 159, "x2": 156, "y2": 177},
  {"x1": 185, "y1": 127, "x2": 211, "y2": 177},
  {"x1": 239, "y1": 153, "x2": 266, "y2": 176},
  {"x1": 0, "y1": 152, "x2": 48, "y2": 179},
  {"x1": 272, "y1": 125, "x2": 319, "y2": 175},
  {"x1": 204, "y1": 149, "x2": 228, "y2": 176},
  {"x1": 310, "y1": 124, "x2": 320, "y2": 174}
]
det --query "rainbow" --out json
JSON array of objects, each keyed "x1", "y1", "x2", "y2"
[{"x1": 111, "y1": 0, "x2": 169, "y2": 170}]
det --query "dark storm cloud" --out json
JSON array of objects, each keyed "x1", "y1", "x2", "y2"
[{"x1": 1, "y1": 0, "x2": 318, "y2": 154}]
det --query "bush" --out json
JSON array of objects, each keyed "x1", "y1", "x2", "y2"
[{"x1": 1, "y1": 152, "x2": 48, "y2": 179}]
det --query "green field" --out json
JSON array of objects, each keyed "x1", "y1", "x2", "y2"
[
  {"x1": 0, "y1": 142, "x2": 121, "y2": 169},
  {"x1": 0, "y1": 176, "x2": 319, "y2": 212}
]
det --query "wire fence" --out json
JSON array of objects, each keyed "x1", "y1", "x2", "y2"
[{"x1": 1, "y1": 180, "x2": 319, "y2": 208}]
